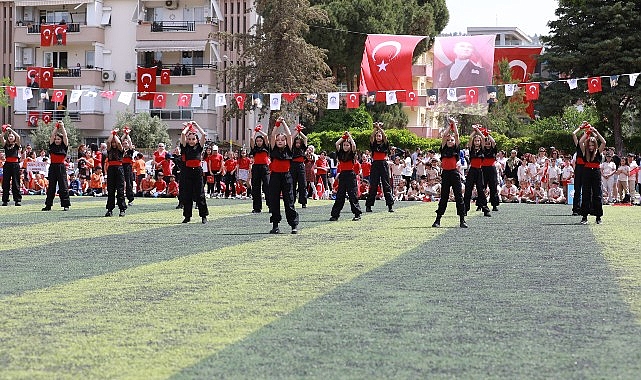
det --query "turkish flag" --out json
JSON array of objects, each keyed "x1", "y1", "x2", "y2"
[
  {"x1": 7, "y1": 86, "x2": 17, "y2": 98},
  {"x1": 493, "y1": 47, "x2": 543, "y2": 82},
  {"x1": 40, "y1": 67, "x2": 54, "y2": 89},
  {"x1": 137, "y1": 66, "x2": 157, "y2": 100},
  {"x1": 525, "y1": 83, "x2": 539, "y2": 100},
  {"x1": 588, "y1": 76, "x2": 602, "y2": 93},
  {"x1": 100, "y1": 90, "x2": 116, "y2": 99},
  {"x1": 42, "y1": 113, "x2": 52, "y2": 125},
  {"x1": 26, "y1": 66, "x2": 39, "y2": 86},
  {"x1": 405, "y1": 89, "x2": 419, "y2": 106},
  {"x1": 51, "y1": 89, "x2": 66, "y2": 102},
  {"x1": 53, "y1": 24, "x2": 67, "y2": 45},
  {"x1": 177, "y1": 93, "x2": 192, "y2": 107},
  {"x1": 28, "y1": 111, "x2": 39, "y2": 127},
  {"x1": 466, "y1": 87, "x2": 479, "y2": 104},
  {"x1": 359, "y1": 34, "x2": 426, "y2": 93},
  {"x1": 40, "y1": 25, "x2": 54, "y2": 46},
  {"x1": 282, "y1": 92, "x2": 299, "y2": 103},
  {"x1": 160, "y1": 69, "x2": 171, "y2": 85},
  {"x1": 346, "y1": 93, "x2": 359, "y2": 108},
  {"x1": 153, "y1": 93, "x2": 167, "y2": 108},
  {"x1": 234, "y1": 93, "x2": 246, "y2": 109}
]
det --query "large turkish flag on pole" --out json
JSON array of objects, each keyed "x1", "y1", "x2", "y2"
[
  {"x1": 359, "y1": 34, "x2": 426, "y2": 94},
  {"x1": 493, "y1": 47, "x2": 542, "y2": 82},
  {"x1": 137, "y1": 66, "x2": 157, "y2": 100}
]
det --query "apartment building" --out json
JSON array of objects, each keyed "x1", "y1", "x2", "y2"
[{"x1": 8, "y1": 0, "x2": 250, "y2": 146}]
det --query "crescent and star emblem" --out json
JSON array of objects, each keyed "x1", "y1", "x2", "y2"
[
  {"x1": 42, "y1": 71, "x2": 51, "y2": 79},
  {"x1": 236, "y1": 95, "x2": 243, "y2": 104},
  {"x1": 27, "y1": 69, "x2": 37, "y2": 79},
  {"x1": 468, "y1": 89, "x2": 476, "y2": 96},
  {"x1": 529, "y1": 85, "x2": 537, "y2": 93},
  {"x1": 181, "y1": 95, "x2": 189, "y2": 102},
  {"x1": 590, "y1": 78, "x2": 599, "y2": 87},
  {"x1": 408, "y1": 92, "x2": 416, "y2": 100},
  {"x1": 349, "y1": 94, "x2": 357, "y2": 102},
  {"x1": 29, "y1": 116, "x2": 37, "y2": 124},
  {"x1": 54, "y1": 27, "x2": 65, "y2": 35},
  {"x1": 141, "y1": 73, "x2": 152, "y2": 88},
  {"x1": 508, "y1": 60, "x2": 528, "y2": 81},
  {"x1": 371, "y1": 41, "x2": 402, "y2": 72}
]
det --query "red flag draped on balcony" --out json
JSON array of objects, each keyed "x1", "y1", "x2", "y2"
[
  {"x1": 160, "y1": 69, "x2": 171, "y2": 85},
  {"x1": 26, "y1": 66, "x2": 39, "y2": 86},
  {"x1": 28, "y1": 112, "x2": 39, "y2": 127},
  {"x1": 40, "y1": 25, "x2": 54, "y2": 46},
  {"x1": 42, "y1": 112, "x2": 52, "y2": 125},
  {"x1": 40, "y1": 67, "x2": 54, "y2": 89},
  {"x1": 137, "y1": 66, "x2": 157, "y2": 100},
  {"x1": 359, "y1": 34, "x2": 426, "y2": 94},
  {"x1": 493, "y1": 47, "x2": 542, "y2": 82},
  {"x1": 54, "y1": 24, "x2": 67, "y2": 46}
]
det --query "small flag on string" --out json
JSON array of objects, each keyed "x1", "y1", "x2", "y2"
[
  {"x1": 215, "y1": 93, "x2": 227, "y2": 107},
  {"x1": 117, "y1": 91, "x2": 133, "y2": 105},
  {"x1": 567, "y1": 79, "x2": 578, "y2": 90},
  {"x1": 504, "y1": 83, "x2": 517, "y2": 97},
  {"x1": 69, "y1": 90, "x2": 83, "y2": 103},
  {"x1": 153, "y1": 93, "x2": 167, "y2": 108},
  {"x1": 346, "y1": 92, "x2": 360, "y2": 108},
  {"x1": 7, "y1": 86, "x2": 16, "y2": 99},
  {"x1": 587, "y1": 77, "x2": 602, "y2": 93},
  {"x1": 525, "y1": 83, "x2": 539, "y2": 100},
  {"x1": 610, "y1": 75, "x2": 619, "y2": 88},
  {"x1": 465, "y1": 87, "x2": 478, "y2": 104},
  {"x1": 630, "y1": 73, "x2": 639, "y2": 86},
  {"x1": 385, "y1": 91, "x2": 397, "y2": 105},
  {"x1": 51, "y1": 89, "x2": 66, "y2": 102},
  {"x1": 269, "y1": 93, "x2": 282, "y2": 110},
  {"x1": 22, "y1": 87, "x2": 33, "y2": 101},
  {"x1": 446, "y1": 88, "x2": 457, "y2": 102},
  {"x1": 282, "y1": 92, "x2": 299, "y2": 103},
  {"x1": 177, "y1": 93, "x2": 192, "y2": 107},
  {"x1": 233, "y1": 93, "x2": 246, "y2": 109},
  {"x1": 327, "y1": 92, "x2": 340, "y2": 109}
]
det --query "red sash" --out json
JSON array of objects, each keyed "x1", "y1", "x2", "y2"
[
  {"x1": 185, "y1": 159, "x2": 201, "y2": 168},
  {"x1": 470, "y1": 157, "x2": 483, "y2": 169},
  {"x1": 271, "y1": 158, "x2": 290, "y2": 173},
  {"x1": 441, "y1": 157, "x2": 457, "y2": 171},
  {"x1": 338, "y1": 161, "x2": 354, "y2": 172},
  {"x1": 5, "y1": 157, "x2": 19, "y2": 163},
  {"x1": 50, "y1": 153, "x2": 66, "y2": 164},
  {"x1": 372, "y1": 152, "x2": 387, "y2": 161},
  {"x1": 254, "y1": 151, "x2": 269, "y2": 165}
]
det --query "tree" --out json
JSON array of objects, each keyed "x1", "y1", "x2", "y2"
[
  {"x1": 222, "y1": 0, "x2": 336, "y2": 126},
  {"x1": 307, "y1": 0, "x2": 448, "y2": 90},
  {"x1": 112, "y1": 110, "x2": 170, "y2": 149},
  {"x1": 0, "y1": 78, "x2": 13, "y2": 108},
  {"x1": 541, "y1": 0, "x2": 641, "y2": 153},
  {"x1": 29, "y1": 114, "x2": 81, "y2": 152}
]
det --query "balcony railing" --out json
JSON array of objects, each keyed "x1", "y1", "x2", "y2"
[
  {"x1": 24, "y1": 110, "x2": 81, "y2": 122},
  {"x1": 26, "y1": 23, "x2": 81, "y2": 34},
  {"x1": 15, "y1": 67, "x2": 84, "y2": 77},
  {"x1": 149, "y1": 109, "x2": 193, "y2": 121},
  {"x1": 138, "y1": 63, "x2": 217, "y2": 76},
  {"x1": 151, "y1": 21, "x2": 196, "y2": 32}
]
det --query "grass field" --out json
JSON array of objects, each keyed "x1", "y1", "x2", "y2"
[{"x1": 1, "y1": 195, "x2": 641, "y2": 379}]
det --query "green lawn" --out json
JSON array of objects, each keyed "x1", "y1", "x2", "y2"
[{"x1": 0, "y1": 196, "x2": 640, "y2": 379}]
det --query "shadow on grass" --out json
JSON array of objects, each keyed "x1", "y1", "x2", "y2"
[{"x1": 172, "y1": 205, "x2": 641, "y2": 379}]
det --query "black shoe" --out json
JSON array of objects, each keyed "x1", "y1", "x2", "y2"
[
  {"x1": 492, "y1": 206, "x2": 498, "y2": 211},
  {"x1": 15, "y1": 202, "x2": 21, "y2": 206},
  {"x1": 388, "y1": 206, "x2": 394, "y2": 213},
  {"x1": 366, "y1": 206, "x2": 372, "y2": 212},
  {"x1": 269, "y1": 227, "x2": 280, "y2": 234},
  {"x1": 252, "y1": 209, "x2": 261, "y2": 213},
  {"x1": 484, "y1": 211, "x2": 492, "y2": 217},
  {"x1": 291, "y1": 225, "x2": 299, "y2": 234},
  {"x1": 301, "y1": 204, "x2": 307, "y2": 208},
  {"x1": 596, "y1": 217, "x2": 602, "y2": 225},
  {"x1": 63, "y1": 207, "x2": 69, "y2": 211},
  {"x1": 176, "y1": 204, "x2": 183, "y2": 209},
  {"x1": 42, "y1": 206, "x2": 51, "y2": 211},
  {"x1": 572, "y1": 212, "x2": 579, "y2": 216},
  {"x1": 119, "y1": 210, "x2": 125, "y2": 217},
  {"x1": 128, "y1": 200, "x2": 134, "y2": 206},
  {"x1": 329, "y1": 216, "x2": 338, "y2": 221},
  {"x1": 1, "y1": 203, "x2": 7, "y2": 206},
  {"x1": 580, "y1": 217, "x2": 588, "y2": 225},
  {"x1": 105, "y1": 211, "x2": 113, "y2": 217},
  {"x1": 182, "y1": 217, "x2": 190, "y2": 223},
  {"x1": 202, "y1": 217, "x2": 207, "y2": 224},
  {"x1": 460, "y1": 220, "x2": 468, "y2": 228},
  {"x1": 432, "y1": 221, "x2": 440, "y2": 228},
  {"x1": 352, "y1": 214, "x2": 361, "y2": 221}
]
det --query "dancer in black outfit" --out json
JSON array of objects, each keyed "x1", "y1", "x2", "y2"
[
  {"x1": 365, "y1": 122, "x2": 394, "y2": 213},
  {"x1": 463, "y1": 125, "x2": 491, "y2": 217},
  {"x1": 433, "y1": 118, "x2": 467, "y2": 228},
  {"x1": 104, "y1": 129, "x2": 127, "y2": 217},
  {"x1": 42, "y1": 122, "x2": 71, "y2": 212},
  {"x1": 579, "y1": 126, "x2": 606, "y2": 225},
  {"x1": 0, "y1": 124, "x2": 22, "y2": 206},
  {"x1": 179, "y1": 122, "x2": 209, "y2": 224},
  {"x1": 267, "y1": 117, "x2": 299, "y2": 234},
  {"x1": 329, "y1": 131, "x2": 362, "y2": 221},
  {"x1": 290, "y1": 125, "x2": 308, "y2": 209}
]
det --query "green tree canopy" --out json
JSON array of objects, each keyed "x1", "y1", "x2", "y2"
[{"x1": 112, "y1": 111, "x2": 170, "y2": 149}]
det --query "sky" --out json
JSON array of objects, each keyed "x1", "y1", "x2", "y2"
[{"x1": 442, "y1": 0, "x2": 559, "y2": 36}]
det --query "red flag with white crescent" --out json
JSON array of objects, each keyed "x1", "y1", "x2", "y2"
[
  {"x1": 160, "y1": 69, "x2": 171, "y2": 85},
  {"x1": 26, "y1": 66, "x2": 39, "y2": 86},
  {"x1": 466, "y1": 87, "x2": 479, "y2": 104},
  {"x1": 346, "y1": 93, "x2": 359, "y2": 109},
  {"x1": 588, "y1": 76, "x2": 602, "y2": 93},
  {"x1": 493, "y1": 47, "x2": 542, "y2": 82},
  {"x1": 282, "y1": 92, "x2": 299, "y2": 103},
  {"x1": 234, "y1": 93, "x2": 247, "y2": 109},
  {"x1": 52, "y1": 89, "x2": 66, "y2": 102},
  {"x1": 7, "y1": 86, "x2": 17, "y2": 99},
  {"x1": 28, "y1": 111, "x2": 39, "y2": 127},
  {"x1": 54, "y1": 24, "x2": 67, "y2": 45},
  {"x1": 525, "y1": 83, "x2": 539, "y2": 100},
  {"x1": 40, "y1": 24, "x2": 54, "y2": 46},
  {"x1": 137, "y1": 66, "x2": 157, "y2": 100},
  {"x1": 176, "y1": 93, "x2": 192, "y2": 107},
  {"x1": 153, "y1": 92, "x2": 167, "y2": 108},
  {"x1": 40, "y1": 67, "x2": 54, "y2": 89},
  {"x1": 405, "y1": 89, "x2": 419, "y2": 106},
  {"x1": 42, "y1": 113, "x2": 52, "y2": 125},
  {"x1": 359, "y1": 34, "x2": 427, "y2": 93},
  {"x1": 100, "y1": 90, "x2": 116, "y2": 99}
]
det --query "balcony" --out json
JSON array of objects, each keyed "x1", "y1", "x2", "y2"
[
  {"x1": 14, "y1": 23, "x2": 105, "y2": 45},
  {"x1": 151, "y1": 21, "x2": 195, "y2": 32},
  {"x1": 14, "y1": 68, "x2": 105, "y2": 87},
  {"x1": 136, "y1": 21, "x2": 217, "y2": 42}
]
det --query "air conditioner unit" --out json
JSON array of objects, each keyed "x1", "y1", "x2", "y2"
[
  {"x1": 102, "y1": 70, "x2": 116, "y2": 82},
  {"x1": 165, "y1": 0, "x2": 179, "y2": 10},
  {"x1": 124, "y1": 72, "x2": 135, "y2": 81}
]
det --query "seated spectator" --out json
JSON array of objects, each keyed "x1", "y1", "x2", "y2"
[
  {"x1": 89, "y1": 167, "x2": 104, "y2": 196},
  {"x1": 422, "y1": 178, "x2": 441, "y2": 201},
  {"x1": 140, "y1": 173, "x2": 156, "y2": 197},
  {"x1": 394, "y1": 179, "x2": 407, "y2": 201},
  {"x1": 359, "y1": 179, "x2": 369, "y2": 200},
  {"x1": 164, "y1": 175, "x2": 179, "y2": 198},
  {"x1": 519, "y1": 180, "x2": 536, "y2": 203},
  {"x1": 500, "y1": 178, "x2": 519, "y2": 203},
  {"x1": 152, "y1": 173, "x2": 167, "y2": 197},
  {"x1": 547, "y1": 180, "x2": 566, "y2": 204},
  {"x1": 405, "y1": 180, "x2": 423, "y2": 201},
  {"x1": 68, "y1": 173, "x2": 82, "y2": 196},
  {"x1": 533, "y1": 182, "x2": 548, "y2": 203}
]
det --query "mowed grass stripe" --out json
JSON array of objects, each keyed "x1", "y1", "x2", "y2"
[
  {"x1": 0, "y1": 202, "x2": 446, "y2": 379},
  {"x1": 590, "y1": 206, "x2": 641, "y2": 321},
  {"x1": 174, "y1": 203, "x2": 641, "y2": 379}
]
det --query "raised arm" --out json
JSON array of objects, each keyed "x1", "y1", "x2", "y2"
[
  {"x1": 578, "y1": 131, "x2": 588, "y2": 156},
  {"x1": 190, "y1": 121, "x2": 207, "y2": 142},
  {"x1": 180, "y1": 123, "x2": 190, "y2": 146},
  {"x1": 107, "y1": 129, "x2": 122, "y2": 151},
  {"x1": 293, "y1": 125, "x2": 308, "y2": 145},
  {"x1": 592, "y1": 128, "x2": 606, "y2": 153},
  {"x1": 442, "y1": 117, "x2": 460, "y2": 147},
  {"x1": 336, "y1": 131, "x2": 356, "y2": 151},
  {"x1": 279, "y1": 117, "x2": 293, "y2": 149},
  {"x1": 467, "y1": 125, "x2": 481, "y2": 148}
]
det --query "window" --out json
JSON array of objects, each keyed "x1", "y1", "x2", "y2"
[
  {"x1": 44, "y1": 52, "x2": 67, "y2": 68},
  {"x1": 85, "y1": 51, "x2": 95, "y2": 69}
]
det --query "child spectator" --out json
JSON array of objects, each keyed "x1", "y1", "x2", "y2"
[
  {"x1": 89, "y1": 167, "x2": 104, "y2": 196},
  {"x1": 152, "y1": 173, "x2": 167, "y2": 197},
  {"x1": 68, "y1": 173, "x2": 82, "y2": 196},
  {"x1": 140, "y1": 173, "x2": 155, "y2": 197},
  {"x1": 165, "y1": 175, "x2": 179, "y2": 198},
  {"x1": 500, "y1": 178, "x2": 519, "y2": 203},
  {"x1": 547, "y1": 180, "x2": 566, "y2": 204},
  {"x1": 519, "y1": 180, "x2": 536, "y2": 203}
]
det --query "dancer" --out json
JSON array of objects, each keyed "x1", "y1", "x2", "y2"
[
  {"x1": 432, "y1": 118, "x2": 467, "y2": 228},
  {"x1": 179, "y1": 122, "x2": 209, "y2": 223},
  {"x1": 268, "y1": 117, "x2": 299, "y2": 234},
  {"x1": 104, "y1": 129, "x2": 127, "y2": 217},
  {"x1": 579, "y1": 126, "x2": 606, "y2": 224},
  {"x1": 329, "y1": 131, "x2": 362, "y2": 221},
  {"x1": 0, "y1": 124, "x2": 22, "y2": 206},
  {"x1": 481, "y1": 129, "x2": 500, "y2": 211},
  {"x1": 121, "y1": 126, "x2": 135, "y2": 206},
  {"x1": 463, "y1": 125, "x2": 491, "y2": 217},
  {"x1": 42, "y1": 122, "x2": 71, "y2": 211},
  {"x1": 250, "y1": 125, "x2": 270, "y2": 213},
  {"x1": 365, "y1": 122, "x2": 394, "y2": 213},
  {"x1": 291, "y1": 124, "x2": 308, "y2": 208},
  {"x1": 571, "y1": 122, "x2": 589, "y2": 215}
]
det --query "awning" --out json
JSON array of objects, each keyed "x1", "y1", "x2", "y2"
[
  {"x1": 134, "y1": 40, "x2": 208, "y2": 53},
  {"x1": 15, "y1": 0, "x2": 92, "y2": 6}
]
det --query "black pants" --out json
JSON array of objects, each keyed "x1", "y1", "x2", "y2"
[
  {"x1": 2, "y1": 162, "x2": 22, "y2": 203},
  {"x1": 45, "y1": 163, "x2": 70, "y2": 207},
  {"x1": 573, "y1": 164, "x2": 584, "y2": 213},
  {"x1": 482, "y1": 165, "x2": 500, "y2": 207},
  {"x1": 366, "y1": 160, "x2": 394, "y2": 207},
  {"x1": 331, "y1": 171, "x2": 362, "y2": 218},
  {"x1": 251, "y1": 164, "x2": 269, "y2": 212},
  {"x1": 581, "y1": 168, "x2": 603, "y2": 217},
  {"x1": 437, "y1": 169, "x2": 465, "y2": 216},
  {"x1": 123, "y1": 163, "x2": 135, "y2": 203},
  {"x1": 224, "y1": 173, "x2": 236, "y2": 197},
  {"x1": 182, "y1": 167, "x2": 209, "y2": 218},
  {"x1": 290, "y1": 161, "x2": 307, "y2": 206},
  {"x1": 268, "y1": 171, "x2": 299, "y2": 227},
  {"x1": 106, "y1": 165, "x2": 126, "y2": 212},
  {"x1": 464, "y1": 167, "x2": 488, "y2": 212},
  {"x1": 210, "y1": 172, "x2": 222, "y2": 194}
]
